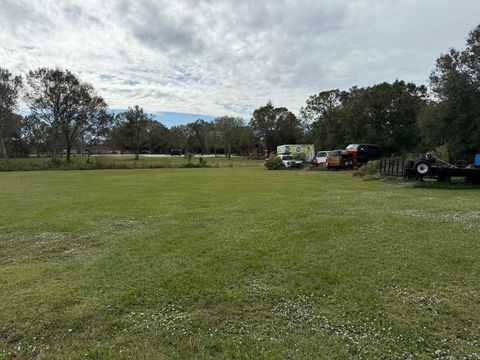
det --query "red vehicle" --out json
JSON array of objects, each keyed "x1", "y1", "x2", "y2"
[
  {"x1": 326, "y1": 150, "x2": 354, "y2": 169},
  {"x1": 343, "y1": 144, "x2": 382, "y2": 165}
]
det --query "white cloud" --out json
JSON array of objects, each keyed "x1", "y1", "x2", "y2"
[{"x1": 1, "y1": 0, "x2": 479, "y2": 118}]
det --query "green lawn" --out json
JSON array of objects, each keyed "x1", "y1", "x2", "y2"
[{"x1": 1, "y1": 168, "x2": 480, "y2": 359}]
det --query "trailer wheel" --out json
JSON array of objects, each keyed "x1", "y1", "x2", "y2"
[{"x1": 414, "y1": 161, "x2": 431, "y2": 176}]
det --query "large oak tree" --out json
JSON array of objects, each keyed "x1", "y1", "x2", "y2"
[
  {"x1": 427, "y1": 24, "x2": 480, "y2": 159},
  {"x1": 113, "y1": 106, "x2": 150, "y2": 160},
  {"x1": 0, "y1": 68, "x2": 22, "y2": 164},
  {"x1": 24, "y1": 68, "x2": 107, "y2": 161},
  {"x1": 250, "y1": 101, "x2": 302, "y2": 152}
]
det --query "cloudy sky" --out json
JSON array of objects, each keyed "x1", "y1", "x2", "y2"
[{"x1": 1, "y1": 0, "x2": 479, "y2": 125}]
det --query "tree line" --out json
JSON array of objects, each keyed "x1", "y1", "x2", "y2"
[
  {"x1": 301, "y1": 24, "x2": 480, "y2": 161},
  {"x1": 1, "y1": 24, "x2": 479, "y2": 163},
  {"x1": 0, "y1": 68, "x2": 261, "y2": 163}
]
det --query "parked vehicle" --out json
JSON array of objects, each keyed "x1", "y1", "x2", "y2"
[
  {"x1": 170, "y1": 149, "x2": 182, "y2": 156},
  {"x1": 312, "y1": 150, "x2": 330, "y2": 166},
  {"x1": 326, "y1": 150, "x2": 354, "y2": 169},
  {"x1": 278, "y1": 154, "x2": 303, "y2": 168},
  {"x1": 343, "y1": 144, "x2": 383, "y2": 165},
  {"x1": 277, "y1": 144, "x2": 315, "y2": 162}
]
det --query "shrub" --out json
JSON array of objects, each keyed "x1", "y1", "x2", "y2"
[
  {"x1": 432, "y1": 144, "x2": 450, "y2": 162},
  {"x1": 264, "y1": 155, "x2": 285, "y2": 170},
  {"x1": 295, "y1": 152, "x2": 307, "y2": 162},
  {"x1": 354, "y1": 160, "x2": 381, "y2": 178}
]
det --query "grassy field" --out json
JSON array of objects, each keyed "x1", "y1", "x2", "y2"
[
  {"x1": 1, "y1": 167, "x2": 480, "y2": 359},
  {"x1": 0, "y1": 155, "x2": 264, "y2": 172}
]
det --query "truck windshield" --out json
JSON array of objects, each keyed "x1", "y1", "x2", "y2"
[{"x1": 346, "y1": 144, "x2": 357, "y2": 150}]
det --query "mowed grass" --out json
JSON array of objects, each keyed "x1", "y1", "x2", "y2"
[{"x1": 1, "y1": 168, "x2": 480, "y2": 359}]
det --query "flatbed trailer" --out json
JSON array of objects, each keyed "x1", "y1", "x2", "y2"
[
  {"x1": 427, "y1": 166, "x2": 480, "y2": 183},
  {"x1": 379, "y1": 156, "x2": 480, "y2": 184}
]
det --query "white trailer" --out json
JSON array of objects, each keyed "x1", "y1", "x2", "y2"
[{"x1": 276, "y1": 144, "x2": 315, "y2": 162}]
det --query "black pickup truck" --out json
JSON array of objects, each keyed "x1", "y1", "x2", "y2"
[{"x1": 343, "y1": 144, "x2": 383, "y2": 165}]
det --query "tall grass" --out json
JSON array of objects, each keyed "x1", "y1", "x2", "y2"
[{"x1": 0, "y1": 155, "x2": 263, "y2": 172}]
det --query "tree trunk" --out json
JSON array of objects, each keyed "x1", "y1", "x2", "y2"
[
  {"x1": 51, "y1": 130, "x2": 57, "y2": 160},
  {"x1": 0, "y1": 135, "x2": 7, "y2": 167},
  {"x1": 135, "y1": 145, "x2": 139, "y2": 160},
  {"x1": 66, "y1": 144, "x2": 71, "y2": 162},
  {"x1": 212, "y1": 133, "x2": 216, "y2": 157}
]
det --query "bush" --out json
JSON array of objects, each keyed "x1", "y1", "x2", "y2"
[
  {"x1": 432, "y1": 144, "x2": 450, "y2": 162},
  {"x1": 295, "y1": 152, "x2": 307, "y2": 162},
  {"x1": 264, "y1": 155, "x2": 285, "y2": 170},
  {"x1": 353, "y1": 160, "x2": 381, "y2": 178}
]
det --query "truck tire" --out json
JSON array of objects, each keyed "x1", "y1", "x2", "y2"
[{"x1": 414, "y1": 161, "x2": 431, "y2": 176}]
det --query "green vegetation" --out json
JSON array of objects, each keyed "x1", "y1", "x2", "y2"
[
  {"x1": 353, "y1": 160, "x2": 381, "y2": 179},
  {"x1": 1, "y1": 168, "x2": 480, "y2": 359},
  {"x1": 0, "y1": 155, "x2": 263, "y2": 172},
  {"x1": 3, "y1": 24, "x2": 480, "y2": 165},
  {"x1": 264, "y1": 155, "x2": 285, "y2": 170}
]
